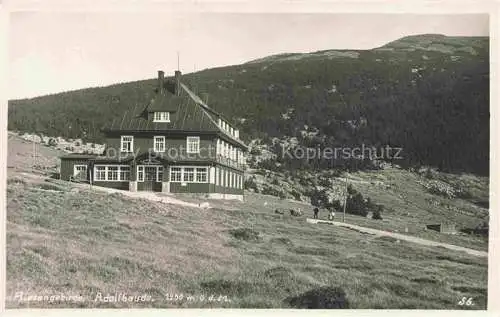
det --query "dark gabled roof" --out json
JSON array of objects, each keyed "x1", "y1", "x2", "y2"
[
  {"x1": 102, "y1": 77, "x2": 248, "y2": 149},
  {"x1": 102, "y1": 84, "x2": 220, "y2": 133},
  {"x1": 147, "y1": 94, "x2": 184, "y2": 112}
]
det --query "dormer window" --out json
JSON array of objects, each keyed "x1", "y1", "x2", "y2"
[{"x1": 153, "y1": 112, "x2": 170, "y2": 122}]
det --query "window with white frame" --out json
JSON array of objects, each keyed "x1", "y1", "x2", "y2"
[
  {"x1": 95, "y1": 166, "x2": 106, "y2": 181},
  {"x1": 136, "y1": 165, "x2": 162, "y2": 182},
  {"x1": 107, "y1": 166, "x2": 119, "y2": 181},
  {"x1": 121, "y1": 136, "x2": 134, "y2": 153},
  {"x1": 196, "y1": 167, "x2": 208, "y2": 183},
  {"x1": 153, "y1": 112, "x2": 170, "y2": 122},
  {"x1": 171, "y1": 167, "x2": 182, "y2": 182},
  {"x1": 183, "y1": 167, "x2": 195, "y2": 182},
  {"x1": 154, "y1": 136, "x2": 165, "y2": 152},
  {"x1": 73, "y1": 165, "x2": 87, "y2": 180},
  {"x1": 120, "y1": 166, "x2": 131, "y2": 181},
  {"x1": 94, "y1": 165, "x2": 130, "y2": 181},
  {"x1": 157, "y1": 166, "x2": 164, "y2": 181},
  {"x1": 137, "y1": 166, "x2": 144, "y2": 182},
  {"x1": 169, "y1": 166, "x2": 209, "y2": 183},
  {"x1": 186, "y1": 136, "x2": 200, "y2": 154}
]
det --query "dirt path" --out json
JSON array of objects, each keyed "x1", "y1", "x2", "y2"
[{"x1": 307, "y1": 218, "x2": 488, "y2": 257}]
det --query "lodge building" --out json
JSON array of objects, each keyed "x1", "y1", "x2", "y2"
[{"x1": 60, "y1": 70, "x2": 248, "y2": 200}]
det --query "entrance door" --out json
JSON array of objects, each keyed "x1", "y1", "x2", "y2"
[{"x1": 143, "y1": 166, "x2": 157, "y2": 191}]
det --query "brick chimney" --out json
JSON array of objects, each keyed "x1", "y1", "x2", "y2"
[
  {"x1": 175, "y1": 70, "x2": 181, "y2": 96},
  {"x1": 158, "y1": 70, "x2": 165, "y2": 94}
]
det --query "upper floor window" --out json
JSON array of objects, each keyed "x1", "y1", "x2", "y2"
[
  {"x1": 154, "y1": 136, "x2": 165, "y2": 152},
  {"x1": 121, "y1": 136, "x2": 134, "y2": 153},
  {"x1": 186, "y1": 136, "x2": 200, "y2": 154},
  {"x1": 153, "y1": 112, "x2": 170, "y2": 122}
]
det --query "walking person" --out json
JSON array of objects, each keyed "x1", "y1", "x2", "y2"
[
  {"x1": 328, "y1": 208, "x2": 335, "y2": 221},
  {"x1": 313, "y1": 207, "x2": 319, "y2": 219}
]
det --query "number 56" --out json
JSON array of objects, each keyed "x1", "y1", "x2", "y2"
[{"x1": 458, "y1": 297, "x2": 474, "y2": 306}]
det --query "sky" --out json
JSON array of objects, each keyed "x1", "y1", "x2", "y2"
[{"x1": 8, "y1": 12, "x2": 489, "y2": 100}]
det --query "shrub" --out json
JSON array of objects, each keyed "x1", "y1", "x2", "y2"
[
  {"x1": 290, "y1": 189, "x2": 302, "y2": 201},
  {"x1": 228, "y1": 228, "x2": 261, "y2": 242},
  {"x1": 372, "y1": 205, "x2": 383, "y2": 220},
  {"x1": 244, "y1": 177, "x2": 259, "y2": 193},
  {"x1": 7, "y1": 177, "x2": 27, "y2": 185},
  {"x1": 346, "y1": 191, "x2": 368, "y2": 217},
  {"x1": 318, "y1": 177, "x2": 332, "y2": 187},
  {"x1": 250, "y1": 147, "x2": 262, "y2": 155},
  {"x1": 298, "y1": 177, "x2": 309, "y2": 186},
  {"x1": 36, "y1": 183, "x2": 64, "y2": 191},
  {"x1": 47, "y1": 138, "x2": 58, "y2": 147},
  {"x1": 200, "y1": 279, "x2": 254, "y2": 297},
  {"x1": 261, "y1": 185, "x2": 286, "y2": 199},
  {"x1": 425, "y1": 180, "x2": 455, "y2": 199}
]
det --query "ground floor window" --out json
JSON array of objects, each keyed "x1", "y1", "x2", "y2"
[
  {"x1": 196, "y1": 167, "x2": 208, "y2": 183},
  {"x1": 120, "y1": 166, "x2": 131, "y2": 181},
  {"x1": 170, "y1": 166, "x2": 209, "y2": 183},
  {"x1": 95, "y1": 166, "x2": 106, "y2": 181},
  {"x1": 171, "y1": 167, "x2": 182, "y2": 182},
  {"x1": 94, "y1": 165, "x2": 130, "y2": 181},
  {"x1": 184, "y1": 167, "x2": 195, "y2": 182}
]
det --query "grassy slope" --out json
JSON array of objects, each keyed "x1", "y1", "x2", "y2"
[
  {"x1": 246, "y1": 165, "x2": 489, "y2": 251},
  {"x1": 6, "y1": 135, "x2": 488, "y2": 309}
]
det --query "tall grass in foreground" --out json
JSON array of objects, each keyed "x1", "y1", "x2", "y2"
[{"x1": 6, "y1": 177, "x2": 488, "y2": 309}]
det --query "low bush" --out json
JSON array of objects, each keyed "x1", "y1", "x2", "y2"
[
  {"x1": 261, "y1": 185, "x2": 286, "y2": 199},
  {"x1": 228, "y1": 228, "x2": 262, "y2": 242},
  {"x1": 425, "y1": 180, "x2": 455, "y2": 199},
  {"x1": 244, "y1": 177, "x2": 259, "y2": 193},
  {"x1": 47, "y1": 138, "x2": 58, "y2": 147}
]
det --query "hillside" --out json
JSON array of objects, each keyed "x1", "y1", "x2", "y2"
[
  {"x1": 6, "y1": 134, "x2": 489, "y2": 309},
  {"x1": 8, "y1": 34, "x2": 489, "y2": 175}
]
